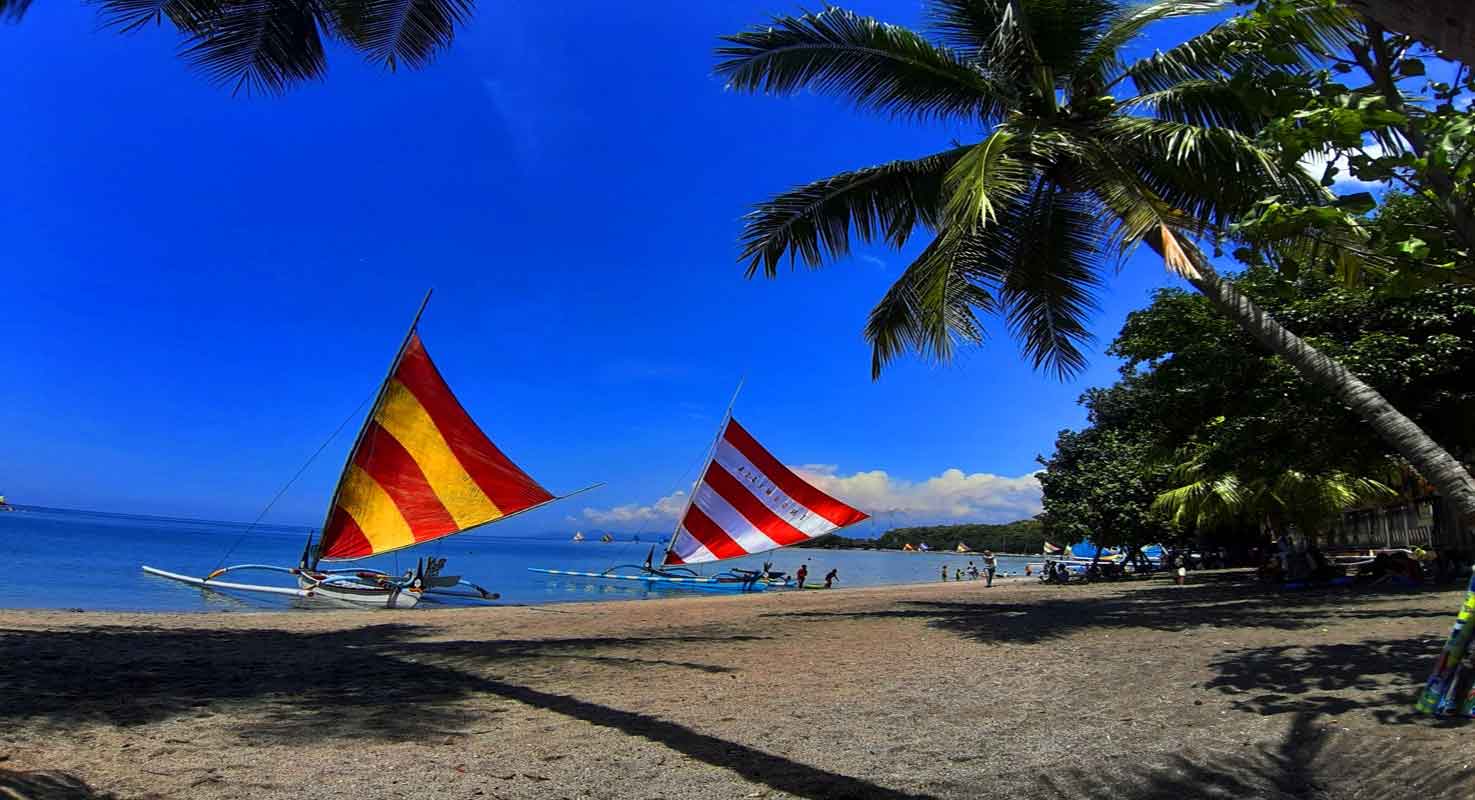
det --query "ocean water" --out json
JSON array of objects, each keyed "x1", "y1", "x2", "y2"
[{"x1": 0, "y1": 506, "x2": 1033, "y2": 612}]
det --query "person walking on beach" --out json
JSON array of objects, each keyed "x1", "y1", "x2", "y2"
[
  {"x1": 984, "y1": 550, "x2": 998, "y2": 587},
  {"x1": 796, "y1": 564, "x2": 808, "y2": 589},
  {"x1": 824, "y1": 568, "x2": 838, "y2": 589}
]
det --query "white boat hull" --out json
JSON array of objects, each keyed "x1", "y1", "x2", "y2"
[{"x1": 142, "y1": 566, "x2": 422, "y2": 609}]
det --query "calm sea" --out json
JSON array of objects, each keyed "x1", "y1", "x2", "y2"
[{"x1": 0, "y1": 506, "x2": 1033, "y2": 612}]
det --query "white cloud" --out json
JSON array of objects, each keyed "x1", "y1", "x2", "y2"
[
  {"x1": 794, "y1": 465, "x2": 1042, "y2": 523},
  {"x1": 1300, "y1": 143, "x2": 1388, "y2": 193},
  {"x1": 581, "y1": 491, "x2": 687, "y2": 526},
  {"x1": 577, "y1": 466, "x2": 1042, "y2": 531}
]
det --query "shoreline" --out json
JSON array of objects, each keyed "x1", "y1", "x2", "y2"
[
  {"x1": 0, "y1": 572, "x2": 1035, "y2": 617},
  {"x1": 4, "y1": 571, "x2": 1470, "y2": 799}
]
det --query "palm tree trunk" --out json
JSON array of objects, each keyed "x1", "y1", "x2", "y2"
[{"x1": 1178, "y1": 243, "x2": 1475, "y2": 522}]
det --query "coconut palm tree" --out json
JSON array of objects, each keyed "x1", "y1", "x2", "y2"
[
  {"x1": 0, "y1": 0, "x2": 471, "y2": 94},
  {"x1": 1152, "y1": 446, "x2": 1400, "y2": 541},
  {"x1": 715, "y1": 0, "x2": 1475, "y2": 524}
]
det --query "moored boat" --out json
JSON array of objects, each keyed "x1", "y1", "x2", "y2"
[
  {"x1": 143, "y1": 291, "x2": 598, "y2": 608},
  {"x1": 530, "y1": 385, "x2": 867, "y2": 592}
]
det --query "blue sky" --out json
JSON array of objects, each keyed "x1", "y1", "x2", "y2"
[{"x1": 1, "y1": 0, "x2": 1209, "y2": 534}]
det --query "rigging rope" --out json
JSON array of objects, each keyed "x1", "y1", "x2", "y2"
[{"x1": 211, "y1": 389, "x2": 376, "y2": 574}]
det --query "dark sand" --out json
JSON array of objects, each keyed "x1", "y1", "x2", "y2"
[{"x1": 3, "y1": 572, "x2": 1473, "y2": 799}]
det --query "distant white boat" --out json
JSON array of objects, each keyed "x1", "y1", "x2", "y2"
[{"x1": 572, "y1": 531, "x2": 585, "y2": 542}]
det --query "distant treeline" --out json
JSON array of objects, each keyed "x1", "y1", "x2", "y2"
[{"x1": 799, "y1": 518, "x2": 1045, "y2": 553}]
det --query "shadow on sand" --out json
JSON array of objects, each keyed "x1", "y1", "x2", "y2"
[
  {"x1": 1, "y1": 623, "x2": 934, "y2": 800},
  {"x1": 1014, "y1": 711, "x2": 1474, "y2": 800},
  {"x1": 766, "y1": 572, "x2": 1455, "y2": 646}
]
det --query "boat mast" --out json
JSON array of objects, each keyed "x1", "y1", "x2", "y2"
[
  {"x1": 311, "y1": 288, "x2": 433, "y2": 569},
  {"x1": 661, "y1": 377, "x2": 744, "y2": 569}
]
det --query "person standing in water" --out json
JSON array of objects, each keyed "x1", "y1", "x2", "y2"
[
  {"x1": 824, "y1": 568, "x2": 838, "y2": 589},
  {"x1": 941, "y1": 563, "x2": 948, "y2": 582},
  {"x1": 796, "y1": 564, "x2": 808, "y2": 589},
  {"x1": 983, "y1": 550, "x2": 998, "y2": 587}
]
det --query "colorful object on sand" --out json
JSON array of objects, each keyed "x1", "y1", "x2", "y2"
[
  {"x1": 664, "y1": 418, "x2": 868, "y2": 565},
  {"x1": 1417, "y1": 572, "x2": 1475, "y2": 716}
]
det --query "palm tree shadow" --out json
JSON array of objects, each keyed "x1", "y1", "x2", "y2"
[
  {"x1": 1019, "y1": 712, "x2": 1473, "y2": 800},
  {"x1": 0, "y1": 624, "x2": 757, "y2": 739},
  {"x1": 0, "y1": 769, "x2": 120, "y2": 800},
  {"x1": 1, "y1": 623, "x2": 931, "y2": 800},
  {"x1": 1206, "y1": 634, "x2": 1474, "y2": 726},
  {"x1": 765, "y1": 575, "x2": 1459, "y2": 648}
]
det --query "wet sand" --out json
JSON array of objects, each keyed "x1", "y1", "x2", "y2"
[{"x1": 3, "y1": 572, "x2": 1473, "y2": 799}]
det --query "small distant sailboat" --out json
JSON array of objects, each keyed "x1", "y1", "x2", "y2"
[
  {"x1": 144, "y1": 291, "x2": 598, "y2": 608},
  {"x1": 902, "y1": 543, "x2": 916, "y2": 552},
  {"x1": 599, "y1": 533, "x2": 614, "y2": 543},
  {"x1": 0, "y1": 495, "x2": 11, "y2": 512},
  {"x1": 572, "y1": 531, "x2": 585, "y2": 542},
  {"x1": 956, "y1": 542, "x2": 973, "y2": 553},
  {"x1": 531, "y1": 387, "x2": 868, "y2": 591},
  {"x1": 918, "y1": 542, "x2": 931, "y2": 552}
]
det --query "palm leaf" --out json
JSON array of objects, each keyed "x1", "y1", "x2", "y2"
[
  {"x1": 177, "y1": 0, "x2": 329, "y2": 95},
  {"x1": 1095, "y1": 116, "x2": 1322, "y2": 229},
  {"x1": 943, "y1": 130, "x2": 1032, "y2": 230},
  {"x1": 1122, "y1": 1, "x2": 1356, "y2": 93},
  {"x1": 1, "y1": 0, "x2": 34, "y2": 21},
  {"x1": 715, "y1": 7, "x2": 1010, "y2": 123},
  {"x1": 739, "y1": 146, "x2": 969, "y2": 278},
  {"x1": 990, "y1": 182, "x2": 1104, "y2": 378},
  {"x1": 864, "y1": 228, "x2": 999, "y2": 378},
  {"x1": 96, "y1": 0, "x2": 224, "y2": 33},
  {"x1": 1072, "y1": 0, "x2": 1233, "y2": 88},
  {"x1": 1119, "y1": 78, "x2": 1269, "y2": 133},
  {"x1": 328, "y1": 0, "x2": 472, "y2": 70}
]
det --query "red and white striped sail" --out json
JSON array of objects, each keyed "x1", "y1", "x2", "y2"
[{"x1": 664, "y1": 418, "x2": 869, "y2": 566}]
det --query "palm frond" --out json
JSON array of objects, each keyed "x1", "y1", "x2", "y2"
[
  {"x1": 1096, "y1": 116, "x2": 1322, "y2": 229},
  {"x1": 1123, "y1": 1, "x2": 1356, "y2": 93},
  {"x1": 1119, "y1": 78, "x2": 1269, "y2": 133},
  {"x1": 943, "y1": 130, "x2": 1032, "y2": 230},
  {"x1": 716, "y1": 7, "x2": 1010, "y2": 123},
  {"x1": 864, "y1": 228, "x2": 998, "y2": 379},
  {"x1": 96, "y1": 0, "x2": 219, "y2": 33},
  {"x1": 1072, "y1": 0, "x2": 1233, "y2": 88},
  {"x1": 176, "y1": 0, "x2": 329, "y2": 95},
  {"x1": 328, "y1": 0, "x2": 472, "y2": 70},
  {"x1": 1010, "y1": 0, "x2": 1118, "y2": 76},
  {"x1": 987, "y1": 181, "x2": 1104, "y2": 378},
  {"x1": 1, "y1": 0, "x2": 34, "y2": 21},
  {"x1": 739, "y1": 146, "x2": 969, "y2": 278}
]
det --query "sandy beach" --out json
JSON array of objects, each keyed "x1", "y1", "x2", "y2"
[{"x1": 3, "y1": 572, "x2": 1473, "y2": 799}]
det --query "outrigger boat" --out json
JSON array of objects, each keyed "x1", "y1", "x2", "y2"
[
  {"x1": 144, "y1": 291, "x2": 597, "y2": 609},
  {"x1": 530, "y1": 387, "x2": 869, "y2": 593}
]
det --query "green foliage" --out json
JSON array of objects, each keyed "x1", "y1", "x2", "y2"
[
  {"x1": 872, "y1": 518, "x2": 1046, "y2": 553},
  {"x1": 719, "y1": 0, "x2": 1325, "y2": 380},
  {"x1": 1038, "y1": 259, "x2": 1475, "y2": 545},
  {"x1": 1037, "y1": 424, "x2": 1181, "y2": 549},
  {"x1": 1230, "y1": 0, "x2": 1475, "y2": 283}
]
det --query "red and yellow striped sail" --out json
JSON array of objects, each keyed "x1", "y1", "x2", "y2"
[{"x1": 316, "y1": 333, "x2": 553, "y2": 560}]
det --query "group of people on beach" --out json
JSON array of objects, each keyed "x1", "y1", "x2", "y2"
[
  {"x1": 794, "y1": 564, "x2": 839, "y2": 590},
  {"x1": 941, "y1": 551, "x2": 998, "y2": 587}
]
